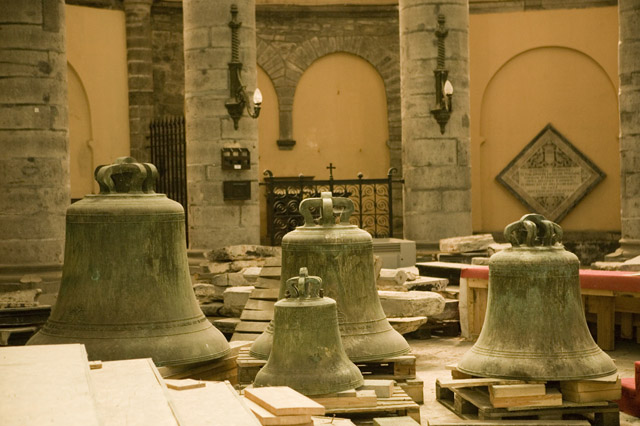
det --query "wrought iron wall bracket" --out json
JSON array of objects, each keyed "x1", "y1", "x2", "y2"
[
  {"x1": 430, "y1": 14, "x2": 453, "y2": 135},
  {"x1": 224, "y1": 4, "x2": 261, "y2": 130}
]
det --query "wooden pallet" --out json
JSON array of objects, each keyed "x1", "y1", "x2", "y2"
[
  {"x1": 238, "y1": 347, "x2": 418, "y2": 384},
  {"x1": 323, "y1": 385, "x2": 421, "y2": 424},
  {"x1": 435, "y1": 379, "x2": 620, "y2": 426}
]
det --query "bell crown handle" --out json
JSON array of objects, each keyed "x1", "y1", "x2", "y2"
[
  {"x1": 95, "y1": 157, "x2": 158, "y2": 195},
  {"x1": 285, "y1": 267, "x2": 323, "y2": 299},
  {"x1": 504, "y1": 213, "x2": 563, "y2": 247},
  {"x1": 299, "y1": 192, "x2": 354, "y2": 226}
]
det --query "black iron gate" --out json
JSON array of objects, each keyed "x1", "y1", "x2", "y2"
[
  {"x1": 149, "y1": 116, "x2": 188, "y2": 242},
  {"x1": 262, "y1": 167, "x2": 403, "y2": 246}
]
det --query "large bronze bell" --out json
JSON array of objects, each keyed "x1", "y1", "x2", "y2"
[
  {"x1": 253, "y1": 268, "x2": 364, "y2": 396},
  {"x1": 457, "y1": 214, "x2": 616, "y2": 380},
  {"x1": 27, "y1": 157, "x2": 231, "y2": 366},
  {"x1": 251, "y1": 192, "x2": 409, "y2": 362}
]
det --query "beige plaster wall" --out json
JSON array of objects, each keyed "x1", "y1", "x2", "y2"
[
  {"x1": 66, "y1": 5, "x2": 130, "y2": 199},
  {"x1": 469, "y1": 6, "x2": 620, "y2": 232}
]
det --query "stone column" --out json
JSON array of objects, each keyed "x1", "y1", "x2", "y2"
[
  {"x1": 399, "y1": 0, "x2": 472, "y2": 246},
  {"x1": 606, "y1": 0, "x2": 640, "y2": 261},
  {"x1": 124, "y1": 0, "x2": 154, "y2": 163},
  {"x1": 0, "y1": 0, "x2": 69, "y2": 303},
  {"x1": 183, "y1": 0, "x2": 260, "y2": 249}
]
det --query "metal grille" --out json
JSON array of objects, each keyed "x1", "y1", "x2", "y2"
[
  {"x1": 149, "y1": 116, "x2": 188, "y2": 242},
  {"x1": 263, "y1": 168, "x2": 403, "y2": 246}
]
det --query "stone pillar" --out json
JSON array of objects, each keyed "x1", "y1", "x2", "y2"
[
  {"x1": 183, "y1": 0, "x2": 260, "y2": 250},
  {"x1": 399, "y1": 0, "x2": 472, "y2": 246},
  {"x1": 124, "y1": 0, "x2": 154, "y2": 163},
  {"x1": 0, "y1": 0, "x2": 69, "y2": 302},
  {"x1": 606, "y1": 0, "x2": 640, "y2": 261}
]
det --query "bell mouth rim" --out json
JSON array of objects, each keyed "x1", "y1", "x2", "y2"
[{"x1": 455, "y1": 366, "x2": 618, "y2": 382}]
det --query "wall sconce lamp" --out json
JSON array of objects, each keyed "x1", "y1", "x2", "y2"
[
  {"x1": 430, "y1": 14, "x2": 453, "y2": 135},
  {"x1": 224, "y1": 4, "x2": 262, "y2": 130}
]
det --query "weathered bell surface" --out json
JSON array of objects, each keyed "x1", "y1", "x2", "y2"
[
  {"x1": 457, "y1": 214, "x2": 617, "y2": 380},
  {"x1": 251, "y1": 192, "x2": 410, "y2": 362},
  {"x1": 254, "y1": 268, "x2": 364, "y2": 396},
  {"x1": 27, "y1": 157, "x2": 230, "y2": 366}
]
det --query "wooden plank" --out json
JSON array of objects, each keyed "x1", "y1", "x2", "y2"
[
  {"x1": 165, "y1": 379, "x2": 206, "y2": 391},
  {"x1": 245, "y1": 386, "x2": 326, "y2": 416},
  {"x1": 585, "y1": 296, "x2": 615, "y2": 350},
  {"x1": 360, "y1": 379, "x2": 395, "y2": 398},
  {"x1": 312, "y1": 390, "x2": 377, "y2": 409},
  {"x1": 90, "y1": 358, "x2": 180, "y2": 425},
  {"x1": 245, "y1": 299, "x2": 276, "y2": 311},
  {"x1": 489, "y1": 384, "x2": 546, "y2": 399},
  {"x1": 169, "y1": 381, "x2": 262, "y2": 426},
  {"x1": 437, "y1": 378, "x2": 530, "y2": 389},
  {"x1": 311, "y1": 417, "x2": 356, "y2": 425},
  {"x1": 426, "y1": 422, "x2": 590, "y2": 426},
  {"x1": 255, "y1": 277, "x2": 281, "y2": 289},
  {"x1": 231, "y1": 332, "x2": 261, "y2": 341},
  {"x1": 243, "y1": 397, "x2": 312, "y2": 425},
  {"x1": 241, "y1": 310, "x2": 274, "y2": 321},
  {"x1": 251, "y1": 288, "x2": 280, "y2": 300},
  {"x1": 260, "y1": 267, "x2": 282, "y2": 278},
  {"x1": 560, "y1": 377, "x2": 621, "y2": 392},
  {"x1": 561, "y1": 388, "x2": 621, "y2": 403},
  {"x1": 0, "y1": 344, "x2": 101, "y2": 426},
  {"x1": 236, "y1": 321, "x2": 269, "y2": 333},
  {"x1": 373, "y1": 416, "x2": 420, "y2": 425},
  {"x1": 490, "y1": 388, "x2": 562, "y2": 409}
]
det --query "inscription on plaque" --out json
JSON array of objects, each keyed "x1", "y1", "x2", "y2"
[{"x1": 496, "y1": 124, "x2": 605, "y2": 222}]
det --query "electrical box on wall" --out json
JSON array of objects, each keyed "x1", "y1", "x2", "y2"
[
  {"x1": 221, "y1": 148, "x2": 250, "y2": 170},
  {"x1": 223, "y1": 180, "x2": 251, "y2": 200}
]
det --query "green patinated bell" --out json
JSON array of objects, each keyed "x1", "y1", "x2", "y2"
[
  {"x1": 27, "y1": 157, "x2": 230, "y2": 366},
  {"x1": 457, "y1": 214, "x2": 616, "y2": 380},
  {"x1": 253, "y1": 268, "x2": 364, "y2": 396},
  {"x1": 251, "y1": 192, "x2": 409, "y2": 362}
]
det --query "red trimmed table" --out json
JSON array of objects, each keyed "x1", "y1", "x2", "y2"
[{"x1": 417, "y1": 262, "x2": 640, "y2": 350}]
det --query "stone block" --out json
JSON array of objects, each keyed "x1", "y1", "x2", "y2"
[
  {"x1": 378, "y1": 290, "x2": 446, "y2": 318},
  {"x1": 184, "y1": 68, "x2": 228, "y2": 92},
  {"x1": 210, "y1": 271, "x2": 249, "y2": 287},
  {"x1": 431, "y1": 299, "x2": 459, "y2": 321},
  {"x1": 0, "y1": 105, "x2": 51, "y2": 130},
  {"x1": 230, "y1": 259, "x2": 265, "y2": 272},
  {"x1": 439, "y1": 234, "x2": 495, "y2": 253},
  {"x1": 0, "y1": 288, "x2": 42, "y2": 308},
  {"x1": 193, "y1": 283, "x2": 219, "y2": 303},
  {"x1": 200, "y1": 302, "x2": 223, "y2": 316},
  {"x1": 404, "y1": 138, "x2": 458, "y2": 167},
  {"x1": 223, "y1": 286, "x2": 255, "y2": 317},
  {"x1": 403, "y1": 276, "x2": 448, "y2": 291},
  {"x1": 442, "y1": 190, "x2": 471, "y2": 213},
  {"x1": 183, "y1": 27, "x2": 210, "y2": 50},
  {"x1": 205, "y1": 262, "x2": 232, "y2": 275},
  {"x1": 243, "y1": 267, "x2": 261, "y2": 283},
  {"x1": 206, "y1": 245, "x2": 281, "y2": 262},
  {"x1": 405, "y1": 166, "x2": 471, "y2": 191},
  {"x1": 377, "y1": 269, "x2": 409, "y2": 291},
  {"x1": 403, "y1": 190, "x2": 443, "y2": 213},
  {"x1": 388, "y1": 316, "x2": 429, "y2": 335}
]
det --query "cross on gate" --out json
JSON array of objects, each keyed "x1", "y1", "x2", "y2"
[{"x1": 326, "y1": 163, "x2": 336, "y2": 179}]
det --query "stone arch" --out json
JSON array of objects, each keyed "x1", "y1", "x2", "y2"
[{"x1": 257, "y1": 35, "x2": 401, "y2": 172}]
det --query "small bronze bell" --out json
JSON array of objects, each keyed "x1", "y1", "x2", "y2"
[
  {"x1": 250, "y1": 193, "x2": 410, "y2": 362},
  {"x1": 253, "y1": 268, "x2": 364, "y2": 396},
  {"x1": 457, "y1": 214, "x2": 617, "y2": 380},
  {"x1": 27, "y1": 157, "x2": 230, "y2": 366}
]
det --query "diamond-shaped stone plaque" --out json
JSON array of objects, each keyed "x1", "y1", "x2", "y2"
[{"x1": 496, "y1": 124, "x2": 605, "y2": 222}]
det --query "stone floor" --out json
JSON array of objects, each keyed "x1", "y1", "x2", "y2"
[{"x1": 408, "y1": 336, "x2": 640, "y2": 425}]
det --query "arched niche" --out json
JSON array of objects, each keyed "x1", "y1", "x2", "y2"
[
  {"x1": 476, "y1": 46, "x2": 619, "y2": 232},
  {"x1": 68, "y1": 63, "x2": 94, "y2": 200},
  {"x1": 262, "y1": 52, "x2": 390, "y2": 180}
]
